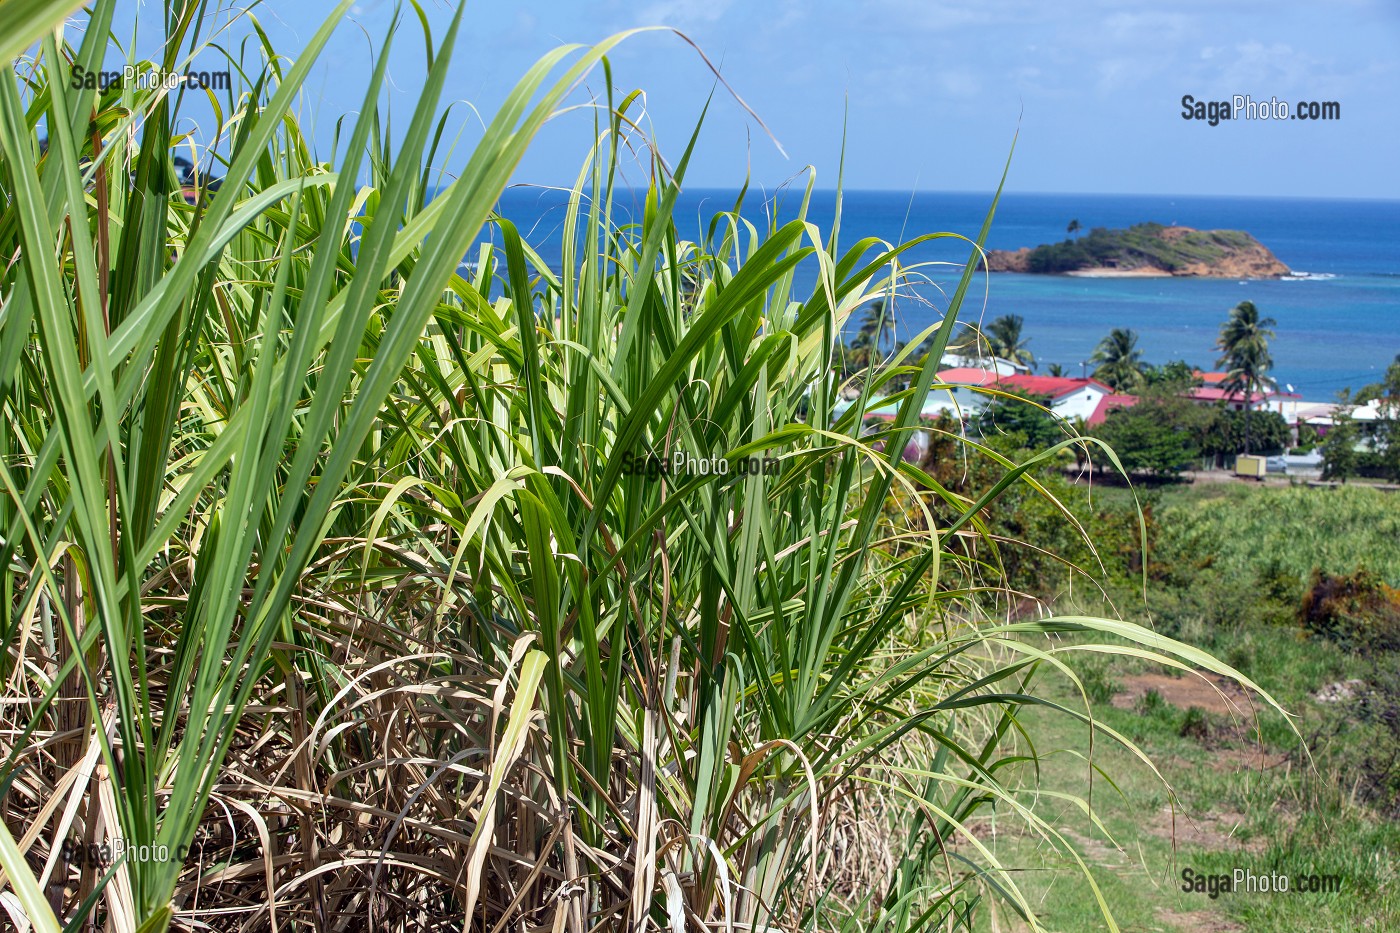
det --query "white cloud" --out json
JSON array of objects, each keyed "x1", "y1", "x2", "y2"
[
  {"x1": 637, "y1": 0, "x2": 735, "y2": 28},
  {"x1": 1101, "y1": 11, "x2": 1192, "y2": 43},
  {"x1": 1216, "y1": 41, "x2": 1313, "y2": 90},
  {"x1": 939, "y1": 69, "x2": 980, "y2": 98}
]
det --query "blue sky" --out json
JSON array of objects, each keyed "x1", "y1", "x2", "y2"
[{"x1": 108, "y1": 0, "x2": 1400, "y2": 198}]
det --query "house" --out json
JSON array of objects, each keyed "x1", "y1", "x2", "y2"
[
  {"x1": 1262, "y1": 399, "x2": 1337, "y2": 444},
  {"x1": 993, "y1": 374, "x2": 1116, "y2": 423},
  {"x1": 933, "y1": 367, "x2": 998, "y2": 413},
  {"x1": 1184, "y1": 385, "x2": 1283, "y2": 411},
  {"x1": 940, "y1": 351, "x2": 1030, "y2": 376},
  {"x1": 831, "y1": 390, "x2": 964, "y2": 422},
  {"x1": 841, "y1": 369, "x2": 1143, "y2": 433},
  {"x1": 1185, "y1": 370, "x2": 1300, "y2": 412},
  {"x1": 1087, "y1": 394, "x2": 1139, "y2": 426},
  {"x1": 932, "y1": 369, "x2": 1135, "y2": 426}
]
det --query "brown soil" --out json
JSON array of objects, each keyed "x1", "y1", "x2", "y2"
[
  {"x1": 1207, "y1": 743, "x2": 1292, "y2": 774},
  {"x1": 1110, "y1": 671, "x2": 1256, "y2": 718},
  {"x1": 1145, "y1": 805, "x2": 1263, "y2": 853},
  {"x1": 1060, "y1": 826, "x2": 1131, "y2": 868},
  {"x1": 1156, "y1": 908, "x2": 1246, "y2": 932}
]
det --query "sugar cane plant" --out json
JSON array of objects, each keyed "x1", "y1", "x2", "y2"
[{"x1": 0, "y1": 1, "x2": 1290, "y2": 930}]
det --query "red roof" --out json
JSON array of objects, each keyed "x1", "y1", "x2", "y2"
[
  {"x1": 936, "y1": 367, "x2": 997, "y2": 385},
  {"x1": 1187, "y1": 386, "x2": 1273, "y2": 404},
  {"x1": 1087, "y1": 393, "x2": 1139, "y2": 426},
  {"x1": 1193, "y1": 370, "x2": 1231, "y2": 386},
  {"x1": 995, "y1": 374, "x2": 1111, "y2": 399}
]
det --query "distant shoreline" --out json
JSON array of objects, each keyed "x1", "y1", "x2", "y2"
[
  {"x1": 979, "y1": 223, "x2": 1291, "y2": 279},
  {"x1": 1064, "y1": 267, "x2": 1172, "y2": 278}
]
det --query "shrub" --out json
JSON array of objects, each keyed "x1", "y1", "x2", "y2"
[
  {"x1": 1355, "y1": 654, "x2": 1400, "y2": 813},
  {"x1": 1322, "y1": 408, "x2": 1361, "y2": 481},
  {"x1": 973, "y1": 391, "x2": 1065, "y2": 449},
  {"x1": 1027, "y1": 238, "x2": 1093, "y2": 272},
  {"x1": 1199, "y1": 407, "x2": 1291, "y2": 460},
  {"x1": 1094, "y1": 400, "x2": 1198, "y2": 476},
  {"x1": 1137, "y1": 687, "x2": 1167, "y2": 714},
  {"x1": 1079, "y1": 658, "x2": 1122, "y2": 706},
  {"x1": 1179, "y1": 706, "x2": 1211, "y2": 740},
  {"x1": 1300, "y1": 569, "x2": 1400, "y2": 652}
]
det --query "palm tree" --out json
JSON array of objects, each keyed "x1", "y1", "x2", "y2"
[
  {"x1": 847, "y1": 299, "x2": 889, "y2": 365},
  {"x1": 842, "y1": 299, "x2": 889, "y2": 375},
  {"x1": 1067, "y1": 218, "x2": 1081, "y2": 238},
  {"x1": 1215, "y1": 300, "x2": 1277, "y2": 453},
  {"x1": 985, "y1": 314, "x2": 1035, "y2": 371},
  {"x1": 1047, "y1": 362, "x2": 1066, "y2": 377},
  {"x1": 942, "y1": 321, "x2": 985, "y2": 361},
  {"x1": 858, "y1": 298, "x2": 887, "y2": 345},
  {"x1": 1090, "y1": 328, "x2": 1147, "y2": 392}
]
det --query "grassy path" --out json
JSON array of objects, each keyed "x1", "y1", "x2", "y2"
[{"x1": 965, "y1": 645, "x2": 1399, "y2": 931}]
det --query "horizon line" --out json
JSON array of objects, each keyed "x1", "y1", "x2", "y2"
[{"x1": 495, "y1": 183, "x2": 1400, "y2": 204}]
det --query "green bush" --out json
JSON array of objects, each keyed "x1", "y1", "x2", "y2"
[
  {"x1": 1179, "y1": 705, "x2": 1211, "y2": 740},
  {"x1": 1078, "y1": 656, "x2": 1122, "y2": 705},
  {"x1": 1199, "y1": 407, "x2": 1291, "y2": 460},
  {"x1": 1094, "y1": 400, "x2": 1198, "y2": 476},
  {"x1": 973, "y1": 391, "x2": 1065, "y2": 449},
  {"x1": 1321, "y1": 404, "x2": 1362, "y2": 481}
]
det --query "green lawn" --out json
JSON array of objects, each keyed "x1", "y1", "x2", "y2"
[
  {"x1": 958, "y1": 633, "x2": 1400, "y2": 931},
  {"x1": 949, "y1": 480, "x2": 1400, "y2": 930}
]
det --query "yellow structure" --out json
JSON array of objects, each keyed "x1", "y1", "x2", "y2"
[{"x1": 1234, "y1": 454, "x2": 1267, "y2": 479}]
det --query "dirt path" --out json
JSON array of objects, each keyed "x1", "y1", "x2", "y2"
[{"x1": 1110, "y1": 671, "x2": 1256, "y2": 718}]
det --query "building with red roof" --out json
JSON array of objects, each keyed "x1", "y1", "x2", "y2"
[
  {"x1": 1087, "y1": 394, "x2": 1139, "y2": 426},
  {"x1": 935, "y1": 367, "x2": 997, "y2": 386},
  {"x1": 994, "y1": 374, "x2": 1117, "y2": 423},
  {"x1": 933, "y1": 367, "x2": 999, "y2": 414},
  {"x1": 1185, "y1": 385, "x2": 1296, "y2": 411},
  {"x1": 996, "y1": 374, "x2": 1113, "y2": 398},
  {"x1": 931, "y1": 369, "x2": 1138, "y2": 424}
]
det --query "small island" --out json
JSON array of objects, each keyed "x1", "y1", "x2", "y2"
[{"x1": 980, "y1": 222, "x2": 1292, "y2": 278}]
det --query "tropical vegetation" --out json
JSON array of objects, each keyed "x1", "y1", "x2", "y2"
[
  {"x1": 0, "y1": 3, "x2": 1283, "y2": 932},
  {"x1": 1215, "y1": 299, "x2": 1277, "y2": 453},
  {"x1": 1012, "y1": 222, "x2": 1275, "y2": 275},
  {"x1": 1089, "y1": 327, "x2": 1147, "y2": 392},
  {"x1": 983, "y1": 313, "x2": 1035, "y2": 370},
  {"x1": 982, "y1": 482, "x2": 1400, "y2": 931}
]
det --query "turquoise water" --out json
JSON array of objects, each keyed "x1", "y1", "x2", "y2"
[{"x1": 490, "y1": 188, "x2": 1400, "y2": 398}]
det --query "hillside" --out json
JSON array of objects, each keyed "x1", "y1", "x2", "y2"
[{"x1": 980, "y1": 222, "x2": 1292, "y2": 277}]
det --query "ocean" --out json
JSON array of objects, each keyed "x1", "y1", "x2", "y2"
[{"x1": 488, "y1": 188, "x2": 1400, "y2": 400}]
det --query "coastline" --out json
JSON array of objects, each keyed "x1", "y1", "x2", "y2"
[
  {"x1": 495, "y1": 188, "x2": 1399, "y2": 397},
  {"x1": 1064, "y1": 267, "x2": 1173, "y2": 278}
]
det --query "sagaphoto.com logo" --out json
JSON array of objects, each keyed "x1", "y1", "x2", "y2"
[
  {"x1": 617, "y1": 448, "x2": 780, "y2": 480},
  {"x1": 70, "y1": 63, "x2": 231, "y2": 91},
  {"x1": 1180, "y1": 866, "x2": 1344, "y2": 899},
  {"x1": 614, "y1": 378, "x2": 784, "y2": 482},
  {"x1": 1181, "y1": 94, "x2": 1340, "y2": 126}
]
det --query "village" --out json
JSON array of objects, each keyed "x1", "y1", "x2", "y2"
[{"x1": 835, "y1": 307, "x2": 1400, "y2": 483}]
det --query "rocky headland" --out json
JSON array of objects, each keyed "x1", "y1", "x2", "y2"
[{"x1": 979, "y1": 223, "x2": 1291, "y2": 278}]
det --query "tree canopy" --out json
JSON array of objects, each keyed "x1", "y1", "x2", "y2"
[
  {"x1": 985, "y1": 314, "x2": 1035, "y2": 370},
  {"x1": 1091, "y1": 328, "x2": 1147, "y2": 392},
  {"x1": 1215, "y1": 300, "x2": 1278, "y2": 453}
]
